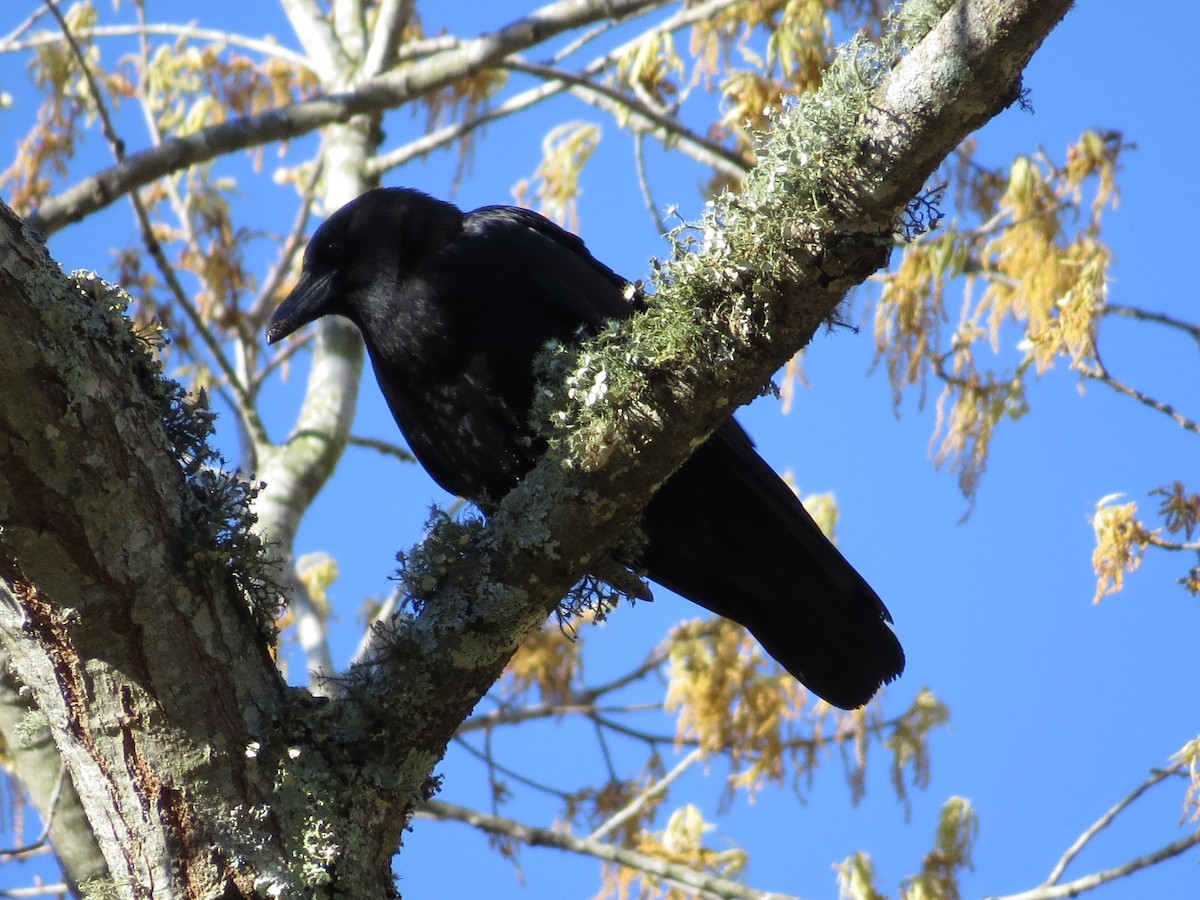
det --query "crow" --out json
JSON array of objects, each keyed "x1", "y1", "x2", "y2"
[{"x1": 267, "y1": 187, "x2": 904, "y2": 708}]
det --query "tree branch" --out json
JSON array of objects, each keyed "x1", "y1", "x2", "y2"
[
  {"x1": 419, "y1": 798, "x2": 797, "y2": 900},
  {"x1": 502, "y1": 56, "x2": 750, "y2": 178},
  {"x1": 0, "y1": 22, "x2": 315, "y2": 68},
  {"x1": 365, "y1": 0, "x2": 751, "y2": 182},
  {"x1": 341, "y1": 0, "x2": 1072, "y2": 861},
  {"x1": 27, "y1": 0, "x2": 670, "y2": 235},
  {"x1": 1044, "y1": 761, "x2": 1186, "y2": 885},
  {"x1": 985, "y1": 831, "x2": 1200, "y2": 900}
]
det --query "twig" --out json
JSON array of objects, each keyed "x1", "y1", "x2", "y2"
[
  {"x1": 1044, "y1": 761, "x2": 1184, "y2": 885},
  {"x1": 1076, "y1": 356, "x2": 1200, "y2": 436},
  {"x1": 548, "y1": 0, "x2": 677, "y2": 65},
  {"x1": 587, "y1": 747, "x2": 703, "y2": 842},
  {"x1": 633, "y1": 132, "x2": 671, "y2": 235},
  {"x1": 502, "y1": 56, "x2": 749, "y2": 179},
  {"x1": 457, "y1": 650, "x2": 668, "y2": 735},
  {"x1": 451, "y1": 735, "x2": 575, "y2": 801},
  {"x1": 0, "y1": 764, "x2": 68, "y2": 859},
  {"x1": 1146, "y1": 535, "x2": 1200, "y2": 552},
  {"x1": 459, "y1": 700, "x2": 660, "y2": 734},
  {"x1": 249, "y1": 150, "x2": 326, "y2": 324},
  {"x1": 0, "y1": 3, "x2": 53, "y2": 50},
  {"x1": 1103, "y1": 303, "x2": 1200, "y2": 349},
  {"x1": 345, "y1": 434, "x2": 417, "y2": 464},
  {"x1": 40, "y1": 0, "x2": 270, "y2": 451}
]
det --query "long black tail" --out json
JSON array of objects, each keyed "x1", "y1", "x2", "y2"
[{"x1": 639, "y1": 421, "x2": 904, "y2": 709}]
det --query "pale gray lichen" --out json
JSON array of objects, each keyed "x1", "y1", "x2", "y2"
[
  {"x1": 13, "y1": 708, "x2": 50, "y2": 748},
  {"x1": 529, "y1": 2, "x2": 948, "y2": 473},
  {"x1": 78, "y1": 880, "x2": 122, "y2": 900},
  {"x1": 67, "y1": 272, "x2": 282, "y2": 639}
]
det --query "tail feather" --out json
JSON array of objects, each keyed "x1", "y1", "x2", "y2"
[{"x1": 639, "y1": 421, "x2": 904, "y2": 709}]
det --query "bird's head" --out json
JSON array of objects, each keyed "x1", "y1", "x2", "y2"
[{"x1": 266, "y1": 187, "x2": 463, "y2": 344}]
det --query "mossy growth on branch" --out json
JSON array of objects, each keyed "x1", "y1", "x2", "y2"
[
  {"x1": 530, "y1": 0, "x2": 948, "y2": 475},
  {"x1": 68, "y1": 271, "x2": 282, "y2": 638}
]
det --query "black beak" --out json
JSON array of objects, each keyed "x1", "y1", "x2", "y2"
[{"x1": 266, "y1": 269, "x2": 336, "y2": 344}]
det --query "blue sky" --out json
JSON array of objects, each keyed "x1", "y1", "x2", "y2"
[{"x1": 1, "y1": 2, "x2": 1197, "y2": 897}]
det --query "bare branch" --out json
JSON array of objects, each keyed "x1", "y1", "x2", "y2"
[
  {"x1": 0, "y1": 22, "x2": 315, "y2": 68},
  {"x1": 633, "y1": 132, "x2": 672, "y2": 235},
  {"x1": 418, "y1": 798, "x2": 800, "y2": 900},
  {"x1": 1103, "y1": 303, "x2": 1200, "y2": 350},
  {"x1": 1045, "y1": 762, "x2": 1186, "y2": 885},
  {"x1": 345, "y1": 434, "x2": 418, "y2": 464},
  {"x1": 587, "y1": 748, "x2": 703, "y2": 842},
  {"x1": 28, "y1": 0, "x2": 670, "y2": 234},
  {"x1": 451, "y1": 735, "x2": 576, "y2": 801},
  {"x1": 362, "y1": 0, "x2": 413, "y2": 77},
  {"x1": 985, "y1": 830, "x2": 1200, "y2": 900},
  {"x1": 503, "y1": 56, "x2": 750, "y2": 179},
  {"x1": 1077, "y1": 356, "x2": 1200, "y2": 436}
]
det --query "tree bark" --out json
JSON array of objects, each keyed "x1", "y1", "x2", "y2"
[{"x1": 0, "y1": 206, "x2": 290, "y2": 895}]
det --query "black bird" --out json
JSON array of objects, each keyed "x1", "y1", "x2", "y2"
[{"x1": 267, "y1": 187, "x2": 904, "y2": 708}]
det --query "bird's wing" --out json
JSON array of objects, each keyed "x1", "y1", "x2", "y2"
[{"x1": 463, "y1": 205, "x2": 636, "y2": 330}]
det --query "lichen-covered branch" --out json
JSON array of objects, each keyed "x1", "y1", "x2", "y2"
[{"x1": 346, "y1": 0, "x2": 1070, "y2": 851}]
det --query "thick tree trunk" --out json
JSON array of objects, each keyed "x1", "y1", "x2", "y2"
[{"x1": 0, "y1": 206, "x2": 291, "y2": 894}]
